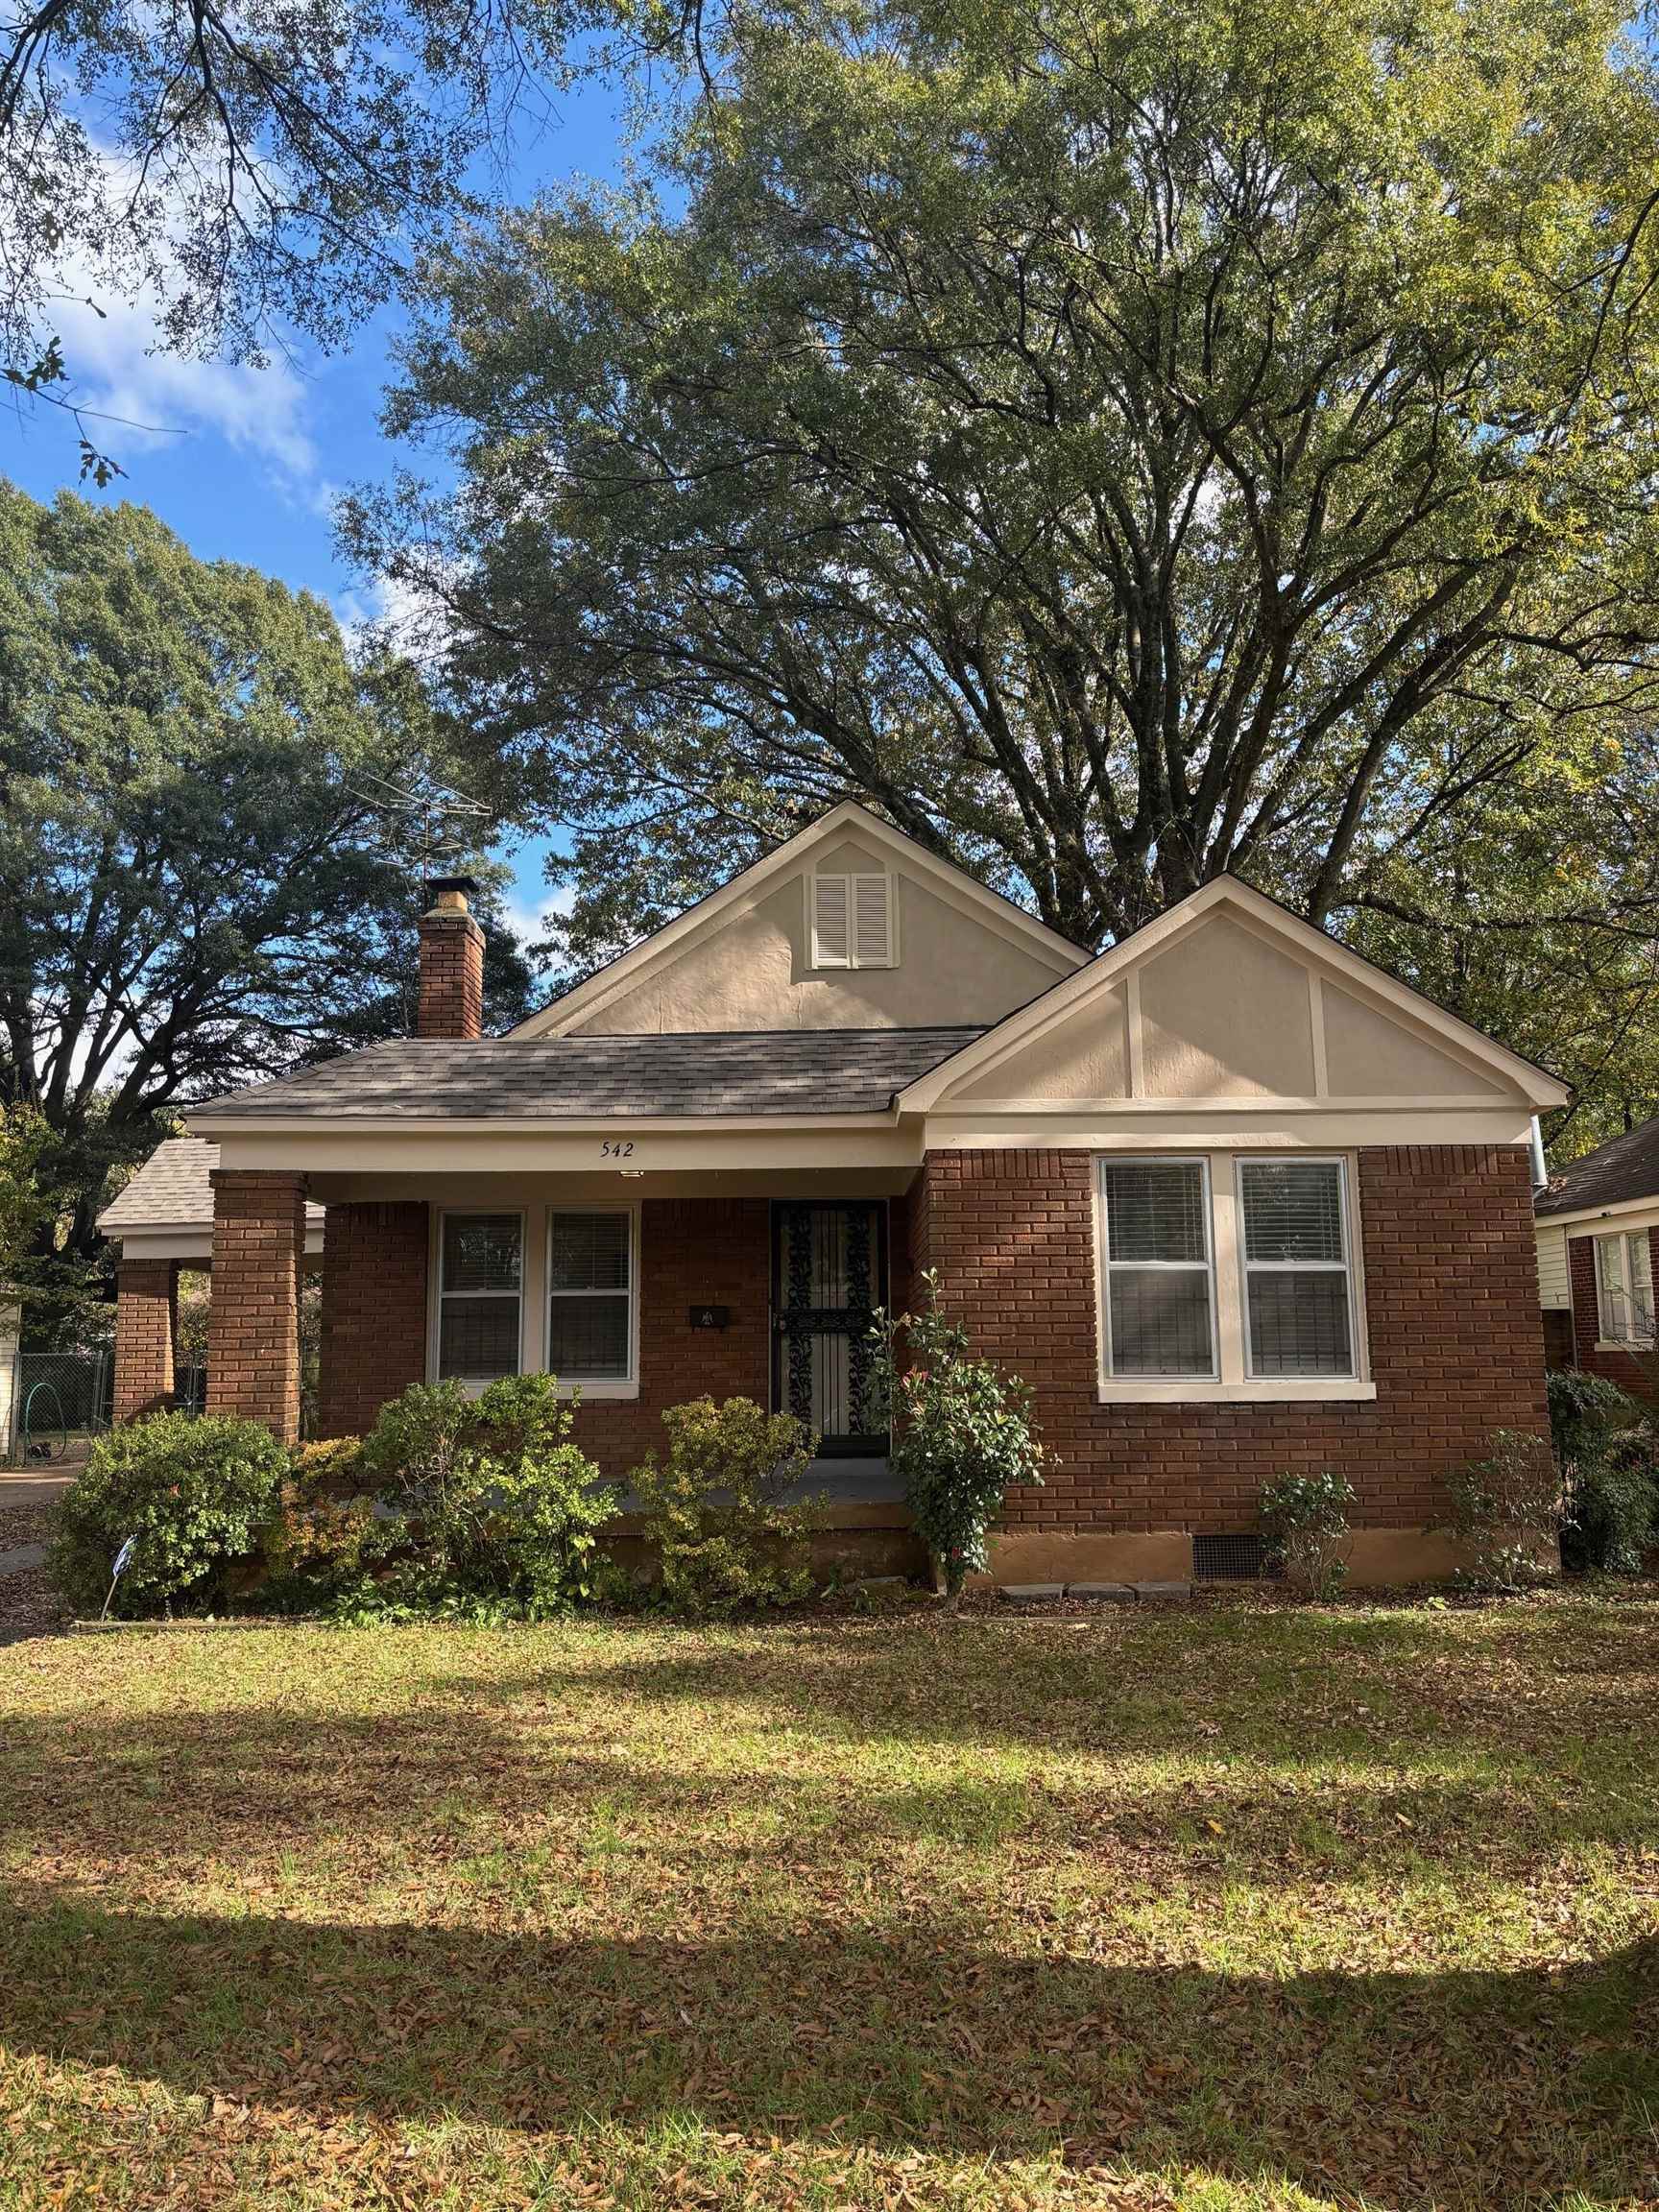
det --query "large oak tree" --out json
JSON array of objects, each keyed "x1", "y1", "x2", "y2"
[{"x1": 349, "y1": 0, "x2": 1659, "y2": 1141}]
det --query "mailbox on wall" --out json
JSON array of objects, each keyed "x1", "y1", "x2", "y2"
[{"x1": 688, "y1": 1305, "x2": 732, "y2": 1331}]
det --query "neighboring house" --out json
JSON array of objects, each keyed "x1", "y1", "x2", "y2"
[
  {"x1": 101, "y1": 802, "x2": 1566, "y2": 1586},
  {"x1": 1534, "y1": 1119, "x2": 1659, "y2": 1395},
  {"x1": 0, "y1": 1288, "x2": 19, "y2": 1462}
]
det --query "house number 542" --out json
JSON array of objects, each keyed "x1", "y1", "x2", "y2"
[{"x1": 601, "y1": 1139, "x2": 636, "y2": 1159}]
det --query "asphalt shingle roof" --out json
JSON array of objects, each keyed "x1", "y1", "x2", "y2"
[
  {"x1": 97, "y1": 1139, "x2": 325, "y2": 1234},
  {"x1": 194, "y1": 1029, "x2": 986, "y2": 1122},
  {"x1": 1537, "y1": 1116, "x2": 1659, "y2": 1218}
]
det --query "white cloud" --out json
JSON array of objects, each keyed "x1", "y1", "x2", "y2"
[
  {"x1": 47, "y1": 274, "x2": 321, "y2": 487},
  {"x1": 501, "y1": 881, "x2": 576, "y2": 950}
]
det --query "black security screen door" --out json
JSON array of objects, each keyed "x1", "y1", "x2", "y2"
[{"x1": 771, "y1": 1202, "x2": 888, "y2": 1454}]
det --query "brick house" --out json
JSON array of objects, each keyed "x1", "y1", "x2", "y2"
[
  {"x1": 1535, "y1": 1120, "x2": 1659, "y2": 1396},
  {"x1": 100, "y1": 803, "x2": 1566, "y2": 1585}
]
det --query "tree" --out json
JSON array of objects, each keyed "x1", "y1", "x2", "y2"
[
  {"x1": 348, "y1": 0, "x2": 1659, "y2": 1016},
  {"x1": 0, "y1": 482, "x2": 529, "y2": 1285},
  {"x1": 0, "y1": 0, "x2": 588, "y2": 474}
]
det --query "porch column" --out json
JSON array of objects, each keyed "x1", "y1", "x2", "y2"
[
  {"x1": 113, "y1": 1258, "x2": 177, "y2": 1421},
  {"x1": 207, "y1": 1168, "x2": 307, "y2": 1443}
]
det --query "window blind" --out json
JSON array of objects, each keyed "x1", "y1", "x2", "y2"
[
  {"x1": 1238, "y1": 1162, "x2": 1354, "y2": 1377},
  {"x1": 1100, "y1": 1160, "x2": 1214, "y2": 1375},
  {"x1": 439, "y1": 1213, "x2": 522, "y2": 1382},
  {"x1": 548, "y1": 1211, "x2": 633, "y2": 1380}
]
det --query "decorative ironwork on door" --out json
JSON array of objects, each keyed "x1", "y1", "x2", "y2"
[{"x1": 771, "y1": 1202, "x2": 888, "y2": 1453}]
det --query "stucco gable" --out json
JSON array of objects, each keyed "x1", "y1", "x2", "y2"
[
  {"x1": 516, "y1": 802, "x2": 1083, "y2": 1037},
  {"x1": 902, "y1": 879, "x2": 1566, "y2": 1113}
]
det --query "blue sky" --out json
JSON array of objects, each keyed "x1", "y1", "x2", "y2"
[{"x1": 0, "y1": 72, "x2": 636, "y2": 971}]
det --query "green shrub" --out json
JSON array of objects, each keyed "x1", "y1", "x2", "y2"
[
  {"x1": 876, "y1": 1271, "x2": 1046, "y2": 1604},
  {"x1": 1563, "y1": 1432, "x2": 1656, "y2": 1575},
  {"x1": 1546, "y1": 1368, "x2": 1643, "y2": 1469},
  {"x1": 354, "y1": 1374, "x2": 615, "y2": 1618},
  {"x1": 49, "y1": 1412, "x2": 289, "y2": 1618},
  {"x1": 625, "y1": 1396, "x2": 816, "y2": 1618},
  {"x1": 1260, "y1": 1470, "x2": 1355, "y2": 1599},
  {"x1": 257, "y1": 1438, "x2": 378, "y2": 1607},
  {"x1": 1441, "y1": 1429, "x2": 1566, "y2": 1592}
]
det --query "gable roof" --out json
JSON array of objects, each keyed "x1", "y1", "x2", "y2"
[
  {"x1": 895, "y1": 875, "x2": 1570, "y2": 1113},
  {"x1": 97, "y1": 1139, "x2": 325, "y2": 1237},
  {"x1": 511, "y1": 801, "x2": 1085, "y2": 1038},
  {"x1": 1536, "y1": 1116, "x2": 1659, "y2": 1219},
  {"x1": 190, "y1": 1029, "x2": 984, "y2": 1127}
]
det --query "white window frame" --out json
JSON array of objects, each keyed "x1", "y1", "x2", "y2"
[
  {"x1": 430, "y1": 1207, "x2": 526, "y2": 1391},
  {"x1": 1595, "y1": 1229, "x2": 1655, "y2": 1348},
  {"x1": 808, "y1": 870, "x2": 899, "y2": 970},
  {"x1": 1235, "y1": 1155, "x2": 1359, "y2": 1382},
  {"x1": 543, "y1": 1202, "x2": 641, "y2": 1398},
  {"x1": 1096, "y1": 1155, "x2": 1219, "y2": 1383},
  {"x1": 1094, "y1": 1152, "x2": 1376, "y2": 1404}
]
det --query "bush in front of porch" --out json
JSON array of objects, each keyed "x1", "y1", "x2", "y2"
[{"x1": 623, "y1": 1396, "x2": 818, "y2": 1619}]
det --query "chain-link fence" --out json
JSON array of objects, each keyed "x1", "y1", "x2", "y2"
[{"x1": 4, "y1": 1350, "x2": 112, "y2": 1467}]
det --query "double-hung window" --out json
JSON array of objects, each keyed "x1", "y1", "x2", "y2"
[
  {"x1": 1237, "y1": 1159, "x2": 1356, "y2": 1378},
  {"x1": 1098, "y1": 1158, "x2": 1217, "y2": 1377},
  {"x1": 437, "y1": 1213, "x2": 522, "y2": 1383},
  {"x1": 547, "y1": 1210, "x2": 636, "y2": 1384},
  {"x1": 1596, "y1": 1231, "x2": 1654, "y2": 1345}
]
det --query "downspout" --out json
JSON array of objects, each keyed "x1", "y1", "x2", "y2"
[{"x1": 1528, "y1": 1115, "x2": 1549, "y2": 1193}]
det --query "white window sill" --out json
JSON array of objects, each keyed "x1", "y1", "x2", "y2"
[
  {"x1": 1097, "y1": 1379, "x2": 1378, "y2": 1405},
  {"x1": 1596, "y1": 1340, "x2": 1653, "y2": 1356},
  {"x1": 558, "y1": 1380, "x2": 639, "y2": 1400}
]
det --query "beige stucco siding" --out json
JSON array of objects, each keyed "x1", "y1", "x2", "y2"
[
  {"x1": 566, "y1": 862, "x2": 1067, "y2": 1034},
  {"x1": 953, "y1": 982, "x2": 1131, "y2": 1102},
  {"x1": 1137, "y1": 916, "x2": 1317, "y2": 1098},
  {"x1": 1323, "y1": 983, "x2": 1503, "y2": 1097}
]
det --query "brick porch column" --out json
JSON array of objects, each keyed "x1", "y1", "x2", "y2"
[
  {"x1": 207, "y1": 1168, "x2": 308, "y2": 1442},
  {"x1": 113, "y1": 1258, "x2": 177, "y2": 1421}
]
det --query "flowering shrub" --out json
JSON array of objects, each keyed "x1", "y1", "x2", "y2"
[
  {"x1": 49, "y1": 1412, "x2": 289, "y2": 1618},
  {"x1": 876, "y1": 1272, "x2": 1046, "y2": 1603},
  {"x1": 625, "y1": 1396, "x2": 816, "y2": 1617}
]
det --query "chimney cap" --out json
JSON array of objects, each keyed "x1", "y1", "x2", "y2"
[{"x1": 424, "y1": 873, "x2": 481, "y2": 915}]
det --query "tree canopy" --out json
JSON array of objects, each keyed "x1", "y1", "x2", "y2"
[
  {"x1": 349, "y1": 0, "x2": 1659, "y2": 1143},
  {"x1": 0, "y1": 482, "x2": 529, "y2": 1288}
]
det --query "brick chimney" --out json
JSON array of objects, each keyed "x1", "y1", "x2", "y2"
[{"x1": 417, "y1": 876, "x2": 485, "y2": 1040}]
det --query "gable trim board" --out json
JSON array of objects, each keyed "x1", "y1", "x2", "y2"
[
  {"x1": 513, "y1": 801, "x2": 1083, "y2": 1038},
  {"x1": 897, "y1": 878, "x2": 1566, "y2": 1115}
]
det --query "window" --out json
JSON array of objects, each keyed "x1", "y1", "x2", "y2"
[
  {"x1": 1099, "y1": 1158, "x2": 1216, "y2": 1377},
  {"x1": 547, "y1": 1210, "x2": 635, "y2": 1382},
  {"x1": 438, "y1": 1213, "x2": 522, "y2": 1382},
  {"x1": 1596, "y1": 1231, "x2": 1654, "y2": 1344},
  {"x1": 811, "y1": 873, "x2": 894, "y2": 968},
  {"x1": 1238, "y1": 1159, "x2": 1356, "y2": 1378}
]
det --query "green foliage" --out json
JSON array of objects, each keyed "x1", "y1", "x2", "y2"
[
  {"x1": 256, "y1": 1440, "x2": 378, "y2": 1609},
  {"x1": 1544, "y1": 1368, "x2": 1656, "y2": 1575},
  {"x1": 625, "y1": 1396, "x2": 816, "y2": 1618},
  {"x1": 878, "y1": 1274, "x2": 1046, "y2": 1602},
  {"x1": 1547, "y1": 1367, "x2": 1645, "y2": 1469},
  {"x1": 0, "y1": 482, "x2": 529, "y2": 1311},
  {"x1": 1260, "y1": 1472, "x2": 1356, "y2": 1599},
  {"x1": 358, "y1": 0, "x2": 1659, "y2": 1096},
  {"x1": 1565, "y1": 1437, "x2": 1657, "y2": 1576},
  {"x1": 48, "y1": 1413, "x2": 289, "y2": 1618},
  {"x1": 1442, "y1": 1430, "x2": 1567, "y2": 1593},
  {"x1": 356, "y1": 1374, "x2": 616, "y2": 1619}
]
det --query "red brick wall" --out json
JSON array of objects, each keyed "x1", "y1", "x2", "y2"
[
  {"x1": 1568, "y1": 1229, "x2": 1659, "y2": 1401},
  {"x1": 575, "y1": 1198, "x2": 774, "y2": 1476},
  {"x1": 417, "y1": 910, "x2": 485, "y2": 1041},
  {"x1": 318, "y1": 1202, "x2": 430, "y2": 1437},
  {"x1": 912, "y1": 1144, "x2": 1548, "y2": 1532},
  {"x1": 113, "y1": 1259, "x2": 177, "y2": 1421},
  {"x1": 207, "y1": 1169, "x2": 307, "y2": 1443}
]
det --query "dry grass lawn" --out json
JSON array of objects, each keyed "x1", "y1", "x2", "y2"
[{"x1": 2, "y1": 1590, "x2": 1657, "y2": 2209}]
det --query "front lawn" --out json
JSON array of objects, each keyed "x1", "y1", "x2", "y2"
[{"x1": 2, "y1": 1593, "x2": 1656, "y2": 2209}]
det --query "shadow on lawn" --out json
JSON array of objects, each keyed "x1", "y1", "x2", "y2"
[
  {"x1": 3, "y1": 1894, "x2": 1654, "y2": 2206},
  {"x1": 5, "y1": 1699, "x2": 1657, "y2": 1882}
]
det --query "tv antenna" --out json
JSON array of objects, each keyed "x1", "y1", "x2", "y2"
[{"x1": 345, "y1": 768, "x2": 492, "y2": 877}]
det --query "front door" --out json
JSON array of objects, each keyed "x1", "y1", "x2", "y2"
[{"x1": 771, "y1": 1202, "x2": 888, "y2": 1454}]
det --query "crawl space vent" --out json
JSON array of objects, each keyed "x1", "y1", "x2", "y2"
[{"x1": 1192, "y1": 1533, "x2": 1277, "y2": 1581}]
